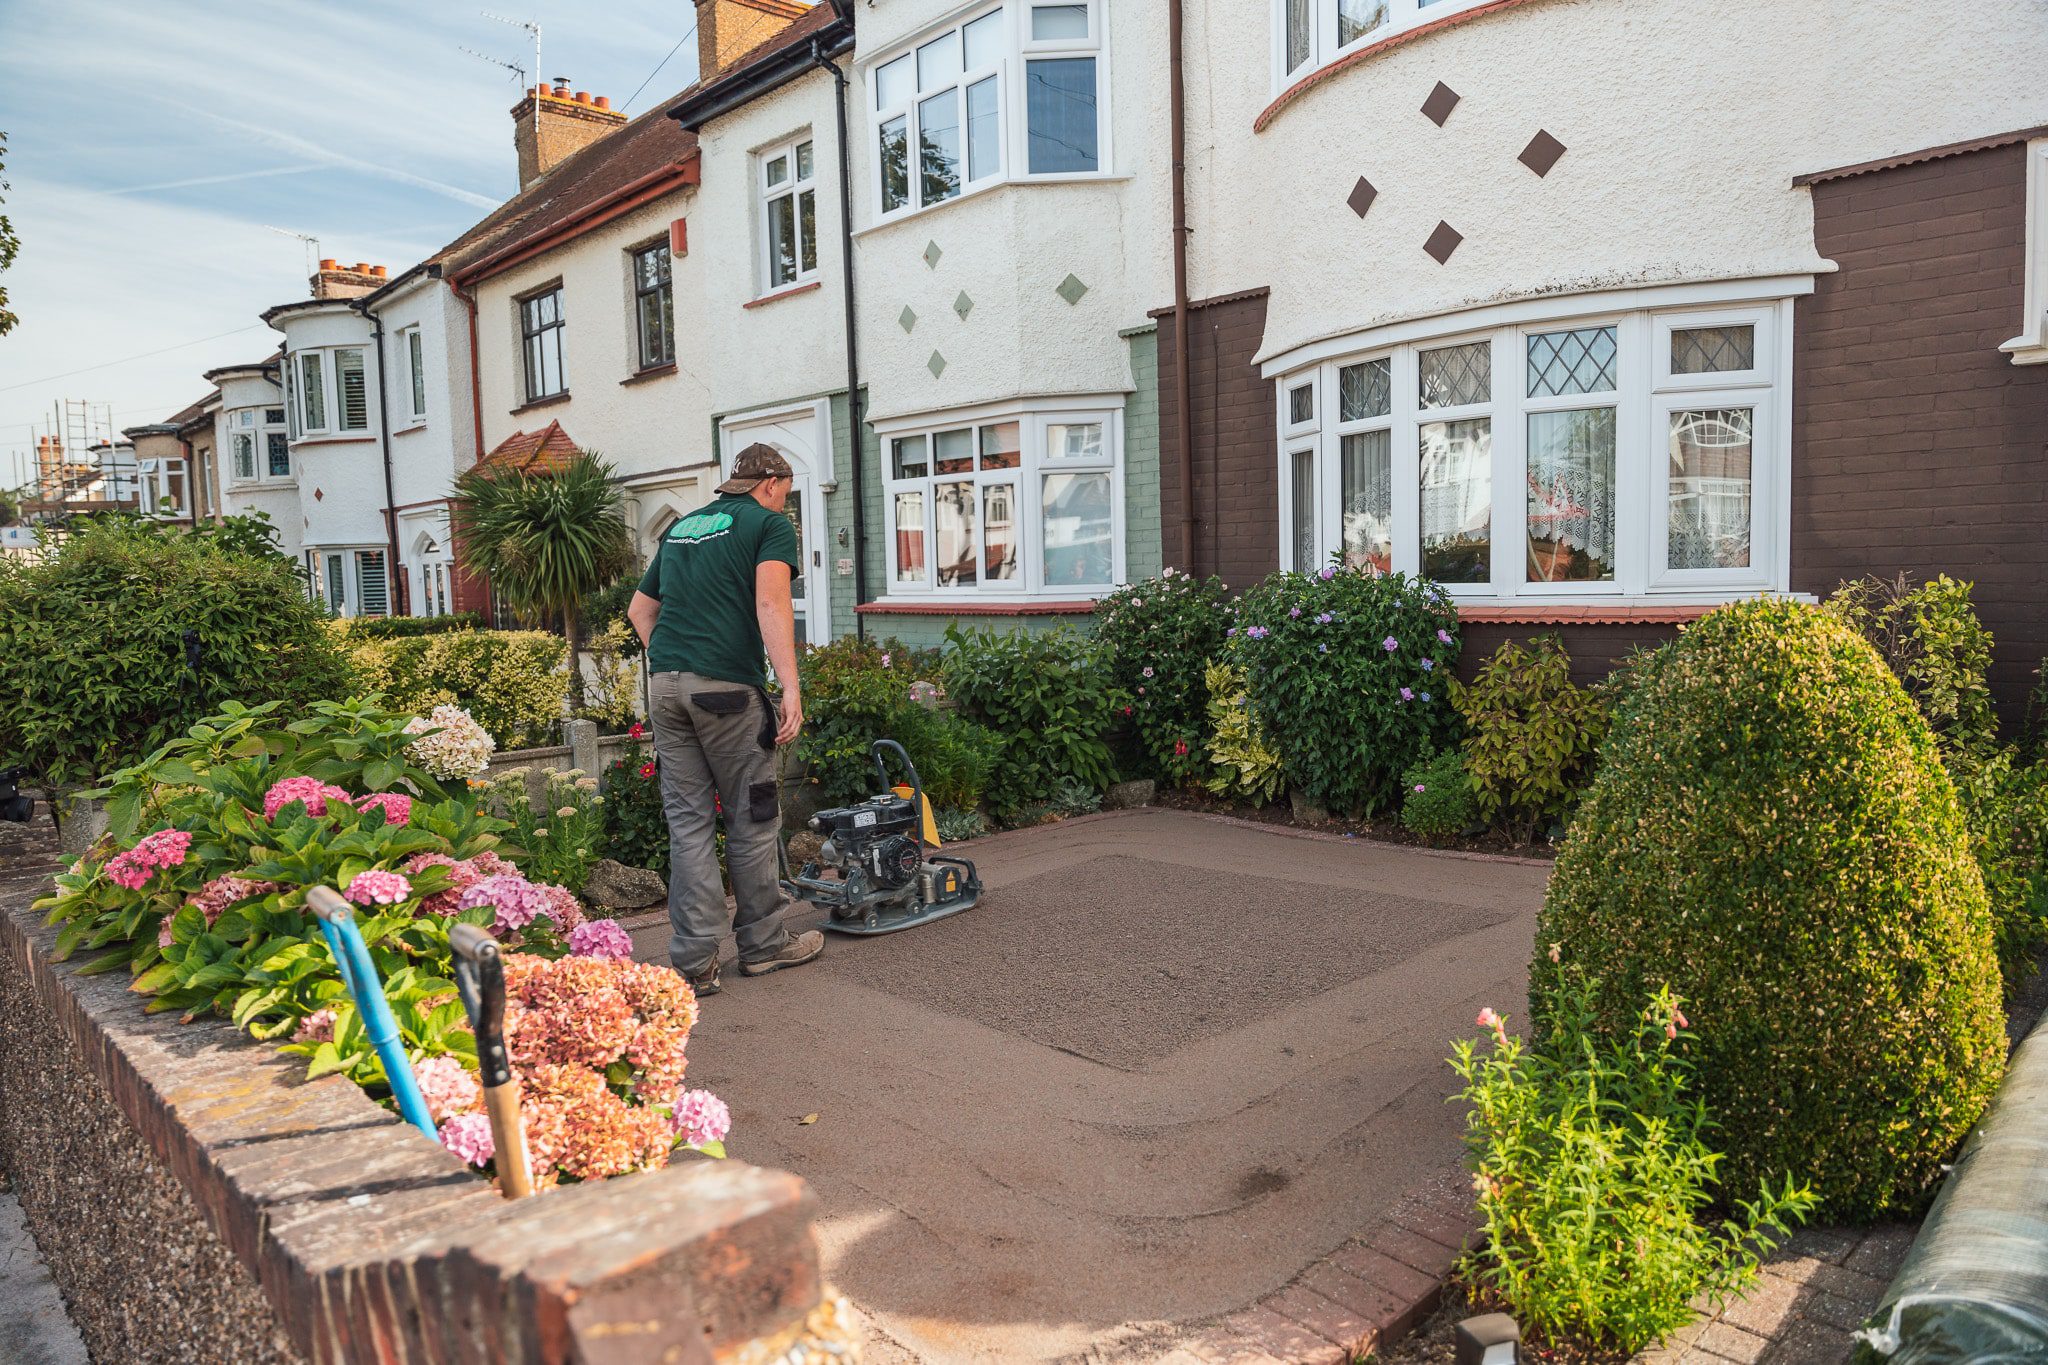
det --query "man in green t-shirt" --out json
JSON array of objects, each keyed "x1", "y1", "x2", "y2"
[{"x1": 627, "y1": 443, "x2": 822, "y2": 995}]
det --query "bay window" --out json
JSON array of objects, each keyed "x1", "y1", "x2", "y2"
[
  {"x1": 1275, "y1": 297, "x2": 1789, "y2": 599},
  {"x1": 870, "y1": 1, "x2": 1104, "y2": 221},
  {"x1": 288, "y1": 348, "x2": 371, "y2": 436},
  {"x1": 228, "y1": 406, "x2": 290, "y2": 483},
  {"x1": 308, "y1": 547, "x2": 392, "y2": 618},
  {"x1": 760, "y1": 140, "x2": 817, "y2": 291},
  {"x1": 1276, "y1": 0, "x2": 1498, "y2": 93},
  {"x1": 881, "y1": 400, "x2": 1121, "y2": 599}
]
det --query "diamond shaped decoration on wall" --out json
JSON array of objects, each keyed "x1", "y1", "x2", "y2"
[
  {"x1": 1421, "y1": 81, "x2": 1460, "y2": 126},
  {"x1": 313, "y1": 487, "x2": 324, "y2": 501},
  {"x1": 927, "y1": 350, "x2": 947, "y2": 378},
  {"x1": 954, "y1": 290, "x2": 974, "y2": 319},
  {"x1": 923, "y1": 240, "x2": 943, "y2": 269},
  {"x1": 898, "y1": 305, "x2": 917, "y2": 333},
  {"x1": 1423, "y1": 220, "x2": 1463, "y2": 264},
  {"x1": 1056, "y1": 273, "x2": 1089, "y2": 305},
  {"x1": 1347, "y1": 176, "x2": 1378, "y2": 218},
  {"x1": 1519, "y1": 130, "x2": 1566, "y2": 177}
]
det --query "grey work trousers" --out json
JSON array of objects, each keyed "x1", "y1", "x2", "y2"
[{"x1": 648, "y1": 670, "x2": 792, "y2": 978}]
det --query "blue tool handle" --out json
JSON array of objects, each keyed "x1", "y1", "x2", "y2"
[{"x1": 306, "y1": 887, "x2": 437, "y2": 1139}]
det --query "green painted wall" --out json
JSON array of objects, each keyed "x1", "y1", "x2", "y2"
[{"x1": 1122, "y1": 324, "x2": 1162, "y2": 582}]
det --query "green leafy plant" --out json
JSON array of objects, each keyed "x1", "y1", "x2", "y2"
[
  {"x1": 1452, "y1": 964, "x2": 1815, "y2": 1355},
  {"x1": 0, "y1": 515, "x2": 352, "y2": 789},
  {"x1": 1949, "y1": 748, "x2": 2048, "y2": 989},
  {"x1": 1046, "y1": 776, "x2": 1102, "y2": 817},
  {"x1": 1452, "y1": 637, "x2": 1607, "y2": 840},
  {"x1": 334, "y1": 612, "x2": 485, "y2": 640},
  {"x1": 1536, "y1": 598, "x2": 2006, "y2": 1218},
  {"x1": 450, "y1": 451, "x2": 637, "y2": 708},
  {"x1": 794, "y1": 636, "x2": 998, "y2": 810},
  {"x1": 600, "y1": 731, "x2": 670, "y2": 878},
  {"x1": 344, "y1": 628, "x2": 569, "y2": 749},
  {"x1": 942, "y1": 625, "x2": 1120, "y2": 819},
  {"x1": 1400, "y1": 747, "x2": 1478, "y2": 841},
  {"x1": 1828, "y1": 573, "x2": 1998, "y2": 758},
  {"x1": 934, "y1": 807, "x2": 989, "y2": 843},
  {"x1": 1230, "y1": 566, "x2": 1460, "y2": 817},
  {"x1": 577, "y1": 620, "x2": 641, "y2": 731},
  {"x1": 1095, "y1": 569, "x2": 1231, "y2": 786},
  {"x1": 1202, "y1": 659, "x2": 1284, "y2": 806},
  {"x1": 484, "y1": 766, "x2": 606, "y2": 894},
  {"x1": 0, "y1": 129, "x2": 17, "y2": 336}
]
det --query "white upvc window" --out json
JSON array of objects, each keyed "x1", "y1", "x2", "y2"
[
  {"x1": 399, "y1": 326, "x2": 427, "y2": 422},
  {"x1": 760, "y1": 138, "x2": 818, "y2": 293},
  {"x1": 868, "y1": 1, "x2": 1105, "y2": 222},
  {"x1": 309, "y1": 546, "x2": 392, "y2": 618},
  {"x1": 2002, "y1": 138, "x2": 2048, "y2": 365},
  {"x1": 880, "y1": 397, "x2": 1123, "y2": 600},
  {"x1": 1274, "y1": 0, "x2": 1492, "y2": 95},
  {"x1": 228, "y1": 406, "x2": 291, "y2": 484},
  {"x1": 1274, "y1": 298, "x2": 1789, "y2": 601},
  {"x1": 288, "y1": 347, "x2": 371, "y2": 436},
  {"x1": 520, "y1": 286, "x2": 567, "y2": 401}
]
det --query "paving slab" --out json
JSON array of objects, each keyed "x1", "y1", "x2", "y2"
[
  {"x1": 631, "y1": 809, "x2": 1550, "y2": 1362},
  {"x1": 0, "y1": 1183, "x2": 89, "y2": 1365}
]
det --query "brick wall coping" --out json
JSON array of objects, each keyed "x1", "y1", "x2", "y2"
[
  {"x1": 0, "y1": 849, "x2": 820, "y2": 1365},
  {"x1": 1794, "y1": 123, "x2": 2048, "y2": 185}
]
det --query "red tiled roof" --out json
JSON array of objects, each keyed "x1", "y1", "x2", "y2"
[
  {"x1": 475, "y1": 419, "x2": 580, "y2": 476},
  {"x1": 436, "y1": 4, "x2": 835, "y2": 283}
]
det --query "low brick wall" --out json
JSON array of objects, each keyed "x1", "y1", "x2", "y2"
[{"x1": 0, "y1": 816, "x2": 825, "y2": 1365}]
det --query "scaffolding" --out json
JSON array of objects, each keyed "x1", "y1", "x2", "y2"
[{"x1": 24, "y1": 400, "x2": 135, "y2": 513}]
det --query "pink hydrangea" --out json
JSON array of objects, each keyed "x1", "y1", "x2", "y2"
[
  {"x1": 458, "y1": 872, "x2": 552, "y2": 934},
  {"x1": 292, "y1": 1008, "x2": 336, "y2": 1043},
  {"x1": 569, "y1": 919, "x2": 634, "y2": 960},
  {"x1": 438, "y1": 1112, "x2": 495, "y2": 1168},
  {"x1": 105, "y1": 828, "x2": 193, "y2": 890},
  {"x1": 344, "y1": 869, "x2": 413, "y2": 907},
  {"x1": 187, "y1": 875, "x2": 281, "y2": 925},
  {"x1": 262, "y1": 777, "x2": 353, "y2": 822},
  {"x1": 157, "y1": 915, "x2": 178, "y2": 948},
  {"x1": 355, "y1": 792, "x2": 413, "y2": 827},
  {"x1": 671, "y1": 1089, "x2": 731, "y2": 1147},
  {"x1": 413, "y1": 1054, "x2": 483, "y2": 1123}
]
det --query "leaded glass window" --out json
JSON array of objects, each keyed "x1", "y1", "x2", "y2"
[
  {"x1": 1419, "y1": 341, "x2": 1490, "y2": 409},
  {"x1": 1670, "y1": 325, "x2": 1754, "y2": 375},
  {"x1": 1526, "y1": 326, "x2": 1617, "y2": 397}
]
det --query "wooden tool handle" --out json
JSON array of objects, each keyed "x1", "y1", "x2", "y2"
[{"x1": 484, "y1": 1079, "x2": 534, "y2": 1199}]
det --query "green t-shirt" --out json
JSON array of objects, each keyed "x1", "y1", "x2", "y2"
[{"x1": 638, "y1": 494, "x2": 800, "y2": 686}]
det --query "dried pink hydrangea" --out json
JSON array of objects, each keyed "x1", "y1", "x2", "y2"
[
  {"x1": 413, "y1": 1054, "x2": 483, "y2": 1123},
  {"x1": 538, "y1": 883, "x2": 585, "y2": 932},
  {"x1": 343, "y1": 869, "x2": 413, "y2": 907},
  {"x1": 569, "y1": 919, "x2": 633, "y2": 960},
  {"x1": 292, "y1": 1008, "x2": 336, "y2": 1044},
  {"x1": 671, "y1": 1089, "x2": 731, "y2": 1147},
  {"x1": 262, "y1": 777, "x2": 353, "y2": 822},
  {"x1": 355, "y1": 792, "x2": 413, "y2": 827},
  {"x1": 438, "y1": 1112, "x2": 495, "y2": 1168},
  {"x1": 458, "y1": 872, "x2": 551, "y2": 934},
  {"x1": 106, "y1": 828, "x2": 193, "y2": 890},
  {"x1": 187, "y1": 875, "x2": 282, "y2": 925}
]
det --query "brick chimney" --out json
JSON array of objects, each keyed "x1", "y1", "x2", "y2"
[
  {"x1": 694, "y1": 0, "x2": 810, "y2": 84},
  {"x1": 310, "y1": 259, "x2": 389, "y2": 299},
  {"x1": 512, "y1": 80, "x2": 629, "y2": 190}
]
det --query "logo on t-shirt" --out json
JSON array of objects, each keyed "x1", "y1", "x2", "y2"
[{"x1": 669, "y1": 511, "x2": 735, "y2": 543}]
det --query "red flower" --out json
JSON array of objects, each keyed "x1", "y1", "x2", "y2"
[
  {"x1": 638, "y1": 763, "x2": 655, "y2": 779},
  {"x1": 714, "y1": 796, "x2": 723, "y2": 814},
  {"x1": 1122, "y1": 705, "x2": 1134, "y2": 716},
  {"x1": 628, "y1": 722, "x2": 645, "y2": 740},
  {"x1": 1174, "y1": 740, "x2": 1190, "y2": 756}
]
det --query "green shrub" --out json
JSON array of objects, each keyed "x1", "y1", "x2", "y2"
[
  {"x1": 599, "y1": 733, "x2": 669, "y2": 878},
  {"x1": 1451, "y1": 966, "x2": 1814, "y2": 1355},
  {"x1": 794, "y1": 636, "x2": 995, "y2": 810},
  {"x1": 1095, "y1": 569, "x2": 1230, "y2": 786},
  {"x1": 1452, "y1": 637, "x2": 1607, "y2": 839},
  {"x1": 1951, "y1": 749, "x2": 2048, "y2": 988},
  {"x1": 1400, "y1": 747, "x2": 1478, "y2": 840},
  {"x1": 482, "y1": 766, "x2": 606, "y2": 895},
  {"x1": 334, "y1": 612, "x2": 484, "y2": 640},
  {"x1": 344, "y1": 628, "x2": 569, "y2": 749},
  {"x1": 1046, "y1": 776, "x2": 1102, "y2": 817},
  {"x1": 0, "y1": 516, "x2": 353, "y2": 788},
  {"x1": 1230, "y1": 567, "x2": 1460, "y2": 817},
  {"x1": 942, "y1": 625, "x2": 1118, "y2": 818},
  {"x1": 934, "y1": 807, "x2": 989, "y2": 843},
  {"x1": 1203, "y1": 660, "x2": 1285, "y2": 806},
  {"x1": 1535, "y1": 599, "x2": 2005, "y2": 1218},
  {"x1": 1828, "y1": 573, "x2": 1997, "y2": 757}
]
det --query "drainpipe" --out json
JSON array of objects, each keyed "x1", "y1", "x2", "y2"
[
  {"x1": 454, "y1": 281, "x2": 485, "y2": 462},
  {"x1": 817, "y1": 36, "x2": 869, "y2": 640},
  {"x1": 1169, "y1": 0, "x2": 1197, "y2": 574},
  {"x1": 351, "y1": 297, "x2": 408, "y2": 616}
]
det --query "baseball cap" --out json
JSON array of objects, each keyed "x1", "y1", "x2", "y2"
[{"x1": 716, "y1": 442, "x2": 795, "y2": 494}]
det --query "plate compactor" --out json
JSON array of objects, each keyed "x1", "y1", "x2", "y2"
[{"x1": 784, "y1": 739, "x2": 982, "y2": 936}]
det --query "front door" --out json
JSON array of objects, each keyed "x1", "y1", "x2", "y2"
[{"x1": 720, "y1": 402, "x2": 833, "y2": 647}]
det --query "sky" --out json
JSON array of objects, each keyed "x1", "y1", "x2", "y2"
[{"x1": 0, "y1": 0, "x2": 705, "y2": 489}]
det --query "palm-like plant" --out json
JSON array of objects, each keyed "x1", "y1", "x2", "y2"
[{"x1": 449, "y1": 451, "x2": 637, "y2": 709}]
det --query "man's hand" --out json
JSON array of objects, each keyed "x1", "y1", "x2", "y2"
[
  {"x1": 627, "y1": 590, "x2": 661, "y2": 651},
  {"x1": 775, "y1": 689, "x2": 804, "y2": 745}
]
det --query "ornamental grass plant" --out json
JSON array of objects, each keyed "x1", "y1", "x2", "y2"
[{"x1": 1534, "y1": 598, "x2": 2005, "y2": 1218}]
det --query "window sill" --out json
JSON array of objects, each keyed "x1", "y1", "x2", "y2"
[
  {"x1": 289, "y1": 434, "x2": 375, "y2": 448},
  {"x1": 394, "y1": 421, "x2": 429, "y2": 435},
  {"x1": 1256, "y1": 0, "x2": 1554, "y2": 134},
  {"x1": 1456, "y1": 603, "x2": 1717, "y2": 626},
  {"x1": 852, "y1": 174, "x2": 1135, "y2": 239},
  {"x1": 744, "y1": 280, "x2": 822, "y2": 310},
  {"x1": 509, "y1": 392, "x2": 572, "y2": 417},
  {"x1": 1999, "y1": 334, "x2": 2048, "y2": 366},
  {"x1": 857, "y1": 598, "x2": 1099, "y2": 616},
  {"x1": 621, "y1": 362, "x2": 679, "y2": 386}
]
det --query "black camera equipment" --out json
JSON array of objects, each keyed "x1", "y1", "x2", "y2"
[{"x1": 0, "y1": 767, "x2": 36, "y2": 825}]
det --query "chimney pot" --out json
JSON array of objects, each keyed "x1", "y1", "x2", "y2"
[
  {"x1": 574, "y1": 90, "x2": 590, "y2": 103},
  {"x1": 353, "y1": 262, "x2": 370, "y2": 274},
  {"x1": 594, "y1": 95, "x2": 611, "y2": 109},
  {"x1": 552, "y1": 82, "x2": 570, "y2": 97},
  {"x1": 372, "y1": 265, "x2": 388, "y2": 278},
  {"x1": 319, "y1": 257, "x2": 338, "y2": 270}
]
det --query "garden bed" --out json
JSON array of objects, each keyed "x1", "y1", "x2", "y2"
[{"x1": 1150, "y1": 786, "x2": 1560, "y2": 861}]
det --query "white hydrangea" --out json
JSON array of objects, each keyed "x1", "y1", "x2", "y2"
[{"x1": 404, "y1": 705, "x2": 498, "y2": 781}]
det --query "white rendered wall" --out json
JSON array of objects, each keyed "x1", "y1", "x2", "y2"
[
  {"x1": 212, "y1": 369, "x2": 301, "y2": 565},
  {"x1": 1181, "y1": 0, "x2": 2048, "y2": 365},
  {"x1": 276, "y1": 304, "x2": 388, "y2": 551}
]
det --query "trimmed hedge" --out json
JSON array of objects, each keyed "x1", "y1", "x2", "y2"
[
  {"x1": 1534, "y1": 599, "x2": 2005, "y2": 1219},
  {"x1": 333, "y1": 612, "x2": 484, "y2": 640}
]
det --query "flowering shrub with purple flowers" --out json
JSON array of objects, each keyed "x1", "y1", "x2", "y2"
[
  {"x1": 1230, "y1": 567, "x2": 1460, "y2": 816},
  {"x1": 1094, "y1": 568, "x2": 1231, "y2": 787}
]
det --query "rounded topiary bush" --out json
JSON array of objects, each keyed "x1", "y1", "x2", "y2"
[{"x1": 1534, "y1": 598, "x2": 2005, "y2": 1220}]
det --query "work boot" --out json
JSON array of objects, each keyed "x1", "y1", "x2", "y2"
[
  {"x1": 740, "y1": 929, "x2": 824, "y2": 977},
  {"x1": 685, "y1": 962, "x2": 722, "y2": 997}
]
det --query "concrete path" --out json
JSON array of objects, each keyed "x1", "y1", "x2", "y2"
[
  {"x1": 631, "y1": 809, "x2": 1550, "y2": 1363},
  {"x1": 0, "y1": 1179, "x2": 89, "y2": 1365}
]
